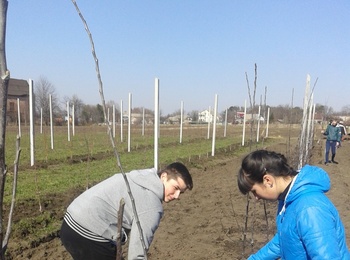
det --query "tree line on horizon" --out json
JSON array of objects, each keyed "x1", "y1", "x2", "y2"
[{"x1": 35, "y1": 76, "x2": 348, "y2": 127}]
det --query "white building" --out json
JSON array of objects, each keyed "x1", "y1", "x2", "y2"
[{"x1": 198, "y1": 109, "x2": 213, "y2": 123}]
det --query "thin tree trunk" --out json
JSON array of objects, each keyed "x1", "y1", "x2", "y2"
[{"x1": 0, "y1": 1, "x2": 9, "y2": 258}]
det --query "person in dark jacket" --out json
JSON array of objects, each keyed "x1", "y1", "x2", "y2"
[
  {"x1": 60, "y1": 162, "x2": 193, "y2": 260},
  {"x1": 237, "y1": 150, "x2": 350, "y2": 259},
  {"x1": 322, "y1": 119, "x2": 341, "y2": 165}
]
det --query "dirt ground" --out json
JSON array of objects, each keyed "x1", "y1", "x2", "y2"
[{"x1": 6, "y1": 137, "x2": 350, "y2": 259}]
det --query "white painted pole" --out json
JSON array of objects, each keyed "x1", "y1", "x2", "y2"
[
  {"x1": 28, "y1": 79, "x2": 35, "y2": 166},
  {"x1": 207, "y1": 106, "x2": 211, "y2": 139},
  {"x1": 242, "y1": 100, "x2": 247, "y2": 146},
  {"x1": 180, "y1": 101, "x2": 183, "y2": 144},
  {"x1": 67, "y1": 102, "x2": 70, "y2": 142},
  {"x1": 107, "y1": 107, "x2": 110, "y2": 134},
  {"x1": 266, "y1": 107, "x2": 270, "y2": 138},
  {"x1": 154, "y1": 78, "x2": 159, "y2": 171},
  {"x1": 106, "y1": 107, "x2": 108, "y2": 134},
  {"x1": 306, "y1": 94, "x2": 314, "y2": 143},
  {"x1": 128, "y1": 93, "x2": 132, "y2": 152},
  {"x1": 224, "y1": 108, "x2": 227, "y2": 138},
  {"x1": 311, "y1": 103, "x2": 316, "y2": 144},
  {"x1": 17, "y1": 98, "x2": 21, "y2": 137},
  {"x1": 257, "y1": 105, "x2": 261, "y2": 142},
  {"x1": 49, "y1": 95, "x2": 54, "y2": 149},
  {"x1": 305, "y1": 93, "x2": 314, "y2": 160},
  {"x1": 211, "y1": 94, "x2": 218, "y2": 156},
  {"x1": 72, "y1": 104, "x2": 75, "y2": 136},
  {"x1": 40, "y1": 108, "x2": 43, "y2": 134},
  {"x1": 142, "y1": 107, "x2": 145, "y2": 136},
  {"x1": 120, "y1": 100, "x2": 123, "y2": 142},
  {"x1": 299, "y1": 74, "x2": 310, "y2": 167},
  {"x1": 113, "y1": 104, "x2": 116, "y2": 138}
]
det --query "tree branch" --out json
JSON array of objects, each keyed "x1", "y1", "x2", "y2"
[{"x1": 70, "y1": 1, "x2": 148, "y2": 258}]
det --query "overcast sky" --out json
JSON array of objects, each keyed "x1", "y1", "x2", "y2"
[{"x1": 6, "y1": 1, "x2": 350, "y2": 114}]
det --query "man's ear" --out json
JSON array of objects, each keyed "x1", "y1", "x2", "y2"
[{"x1": 160, "y1": 172, "x2": 168, "y2": 182}]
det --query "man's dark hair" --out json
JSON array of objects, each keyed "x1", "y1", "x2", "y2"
[{"x1": 159, "y1": 162, "x2": 193, "y2": 190}]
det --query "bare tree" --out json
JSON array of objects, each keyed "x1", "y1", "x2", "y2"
[
  {"x1": 245, "y1": 63, "x2": 258, "y2": 147},
  {"x1": 63, "y1": 94, "x2": 85, "y2": 125},
  {"x1": 187, "y1": 110, "x2": 199, "y2": 122},
  {"x1": 106, "y1": 100, "x2": 120, "y2": 122},
  {"x1": 224, "y1": 106, "x2": 240, "y2": 124},
  {"x1": 340, "y1": 105, "x2": 350, "y2": 115},
  {"x1": 71, "y1": 1, "x2": 148, "y2": 257},
  {"x1": 0, "y1": 1, "x2": 8, "y2": 258},
  {"x1": 35, "y1": 76, "x2": 60, "y2": 125},
  {"x1": 0, "y1": 1, "x2": 22, "y2": 259},
  {"x1": 80, "y1": 104, "x2": 96, "y2": 125}
]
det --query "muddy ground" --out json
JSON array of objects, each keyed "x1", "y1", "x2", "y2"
[{"x1": 6, "y1": 134, "x2": 350, "y2": 259}]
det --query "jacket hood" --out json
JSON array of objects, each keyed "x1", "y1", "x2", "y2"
[
  {"x1": 287, "y1": 165, "x2": 330, "y2": 204},
  {"x1": 127, "y1": 168, "x2": 164, "y2": 200}
]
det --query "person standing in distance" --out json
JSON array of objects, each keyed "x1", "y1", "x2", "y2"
[
  {"x1": 322, "y1": 119, "x2": 341, "y2": 165},
  {"x1": 237, "y1": 150, "x2": 350, "y2": 259},
  {"x1": 337, "y1": 120, "x2": 347, "y2": 146},
  {"x1": 60, "y1": 162, "x2": 193, "y2": 260}
]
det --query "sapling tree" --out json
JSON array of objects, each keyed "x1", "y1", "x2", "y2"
[
  {"x1": 243, "y1": 64, "x2": 270, "y2": 257},
  {"x1": 245, "y1": 63, "x2": 258, "y2": 150},
  {"x1": 71, "y1": 1, "x2": 147, "y2": 258},
  {"x1": 0, "y1": 1, "x2": 22, "y2": 259}
]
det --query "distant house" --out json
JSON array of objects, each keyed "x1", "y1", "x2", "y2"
[
  {"x1": 198, "y1": 109, "x2": 222, "y2": 124},
  {"x1": 198, "y1": 109, "x2": 213, "y2": 123},
  {"x1": 7, "y1": 78, "x2": 30, "y2": 125},
  {"x1": 122, "y1": 112, "x2": 153, "y2": 125},
  {"x1": 235, "y1": 112, "x2": 264, "y2": 124}
]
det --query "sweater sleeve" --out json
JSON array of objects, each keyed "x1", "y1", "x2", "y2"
[
  {"x1": 127, "y1": 211, "x2": 162, "y2": 260},
  {"x1": 248, "y1": 233, "x2": 281, "y2": 260},
  {"x1": 297, "y1": 206, "x2": 343, "y2": 259}
]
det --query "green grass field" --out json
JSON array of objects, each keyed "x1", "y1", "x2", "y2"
[{"x1": 4, "y1": 123, "x2": 270, "y2": 201}]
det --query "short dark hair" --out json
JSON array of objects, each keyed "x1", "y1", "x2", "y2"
[
  {"x1": 159, "y1": 162, "x2": 193, "y2": 190},
  {"x1": 237, "y1": 150, "x2": 296, "y2": 195}
]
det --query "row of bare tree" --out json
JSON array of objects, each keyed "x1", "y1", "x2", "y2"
[{"x1": 33, "y1": 76, "x2": 340, "y2": 127}]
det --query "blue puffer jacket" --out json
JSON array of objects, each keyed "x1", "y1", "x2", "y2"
[{"x1": 248, "y1": 165, "x2": 350, "y2": 260}]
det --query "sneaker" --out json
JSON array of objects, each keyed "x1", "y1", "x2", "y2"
[
  {"x1": 324, "y1": 162, "x2": 329, "y2": 166},
  {"x1": 332, "y1": 160, "x2": 338, "y2": 164}
]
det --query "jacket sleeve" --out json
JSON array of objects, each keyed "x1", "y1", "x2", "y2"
[
  {"x1": 323, "y1": 125, "x2": 329, "y2": 136},
  {"x1": 127, "y1": 211, "x2": 162, "y2": 260},
  {"x1": 248, "y1": 233, "x2": 281, "y2": 260},
  {"x1": 297, "y1": 206, "x2": 344, "y2": 259},
  {"x1": 337, "y1": 127, "x2": 341, "y2": 142}
]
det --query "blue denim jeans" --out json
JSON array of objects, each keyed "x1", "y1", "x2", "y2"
[{"x1": 325, "y1": 140, "x2": 336, "y2": 163}]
